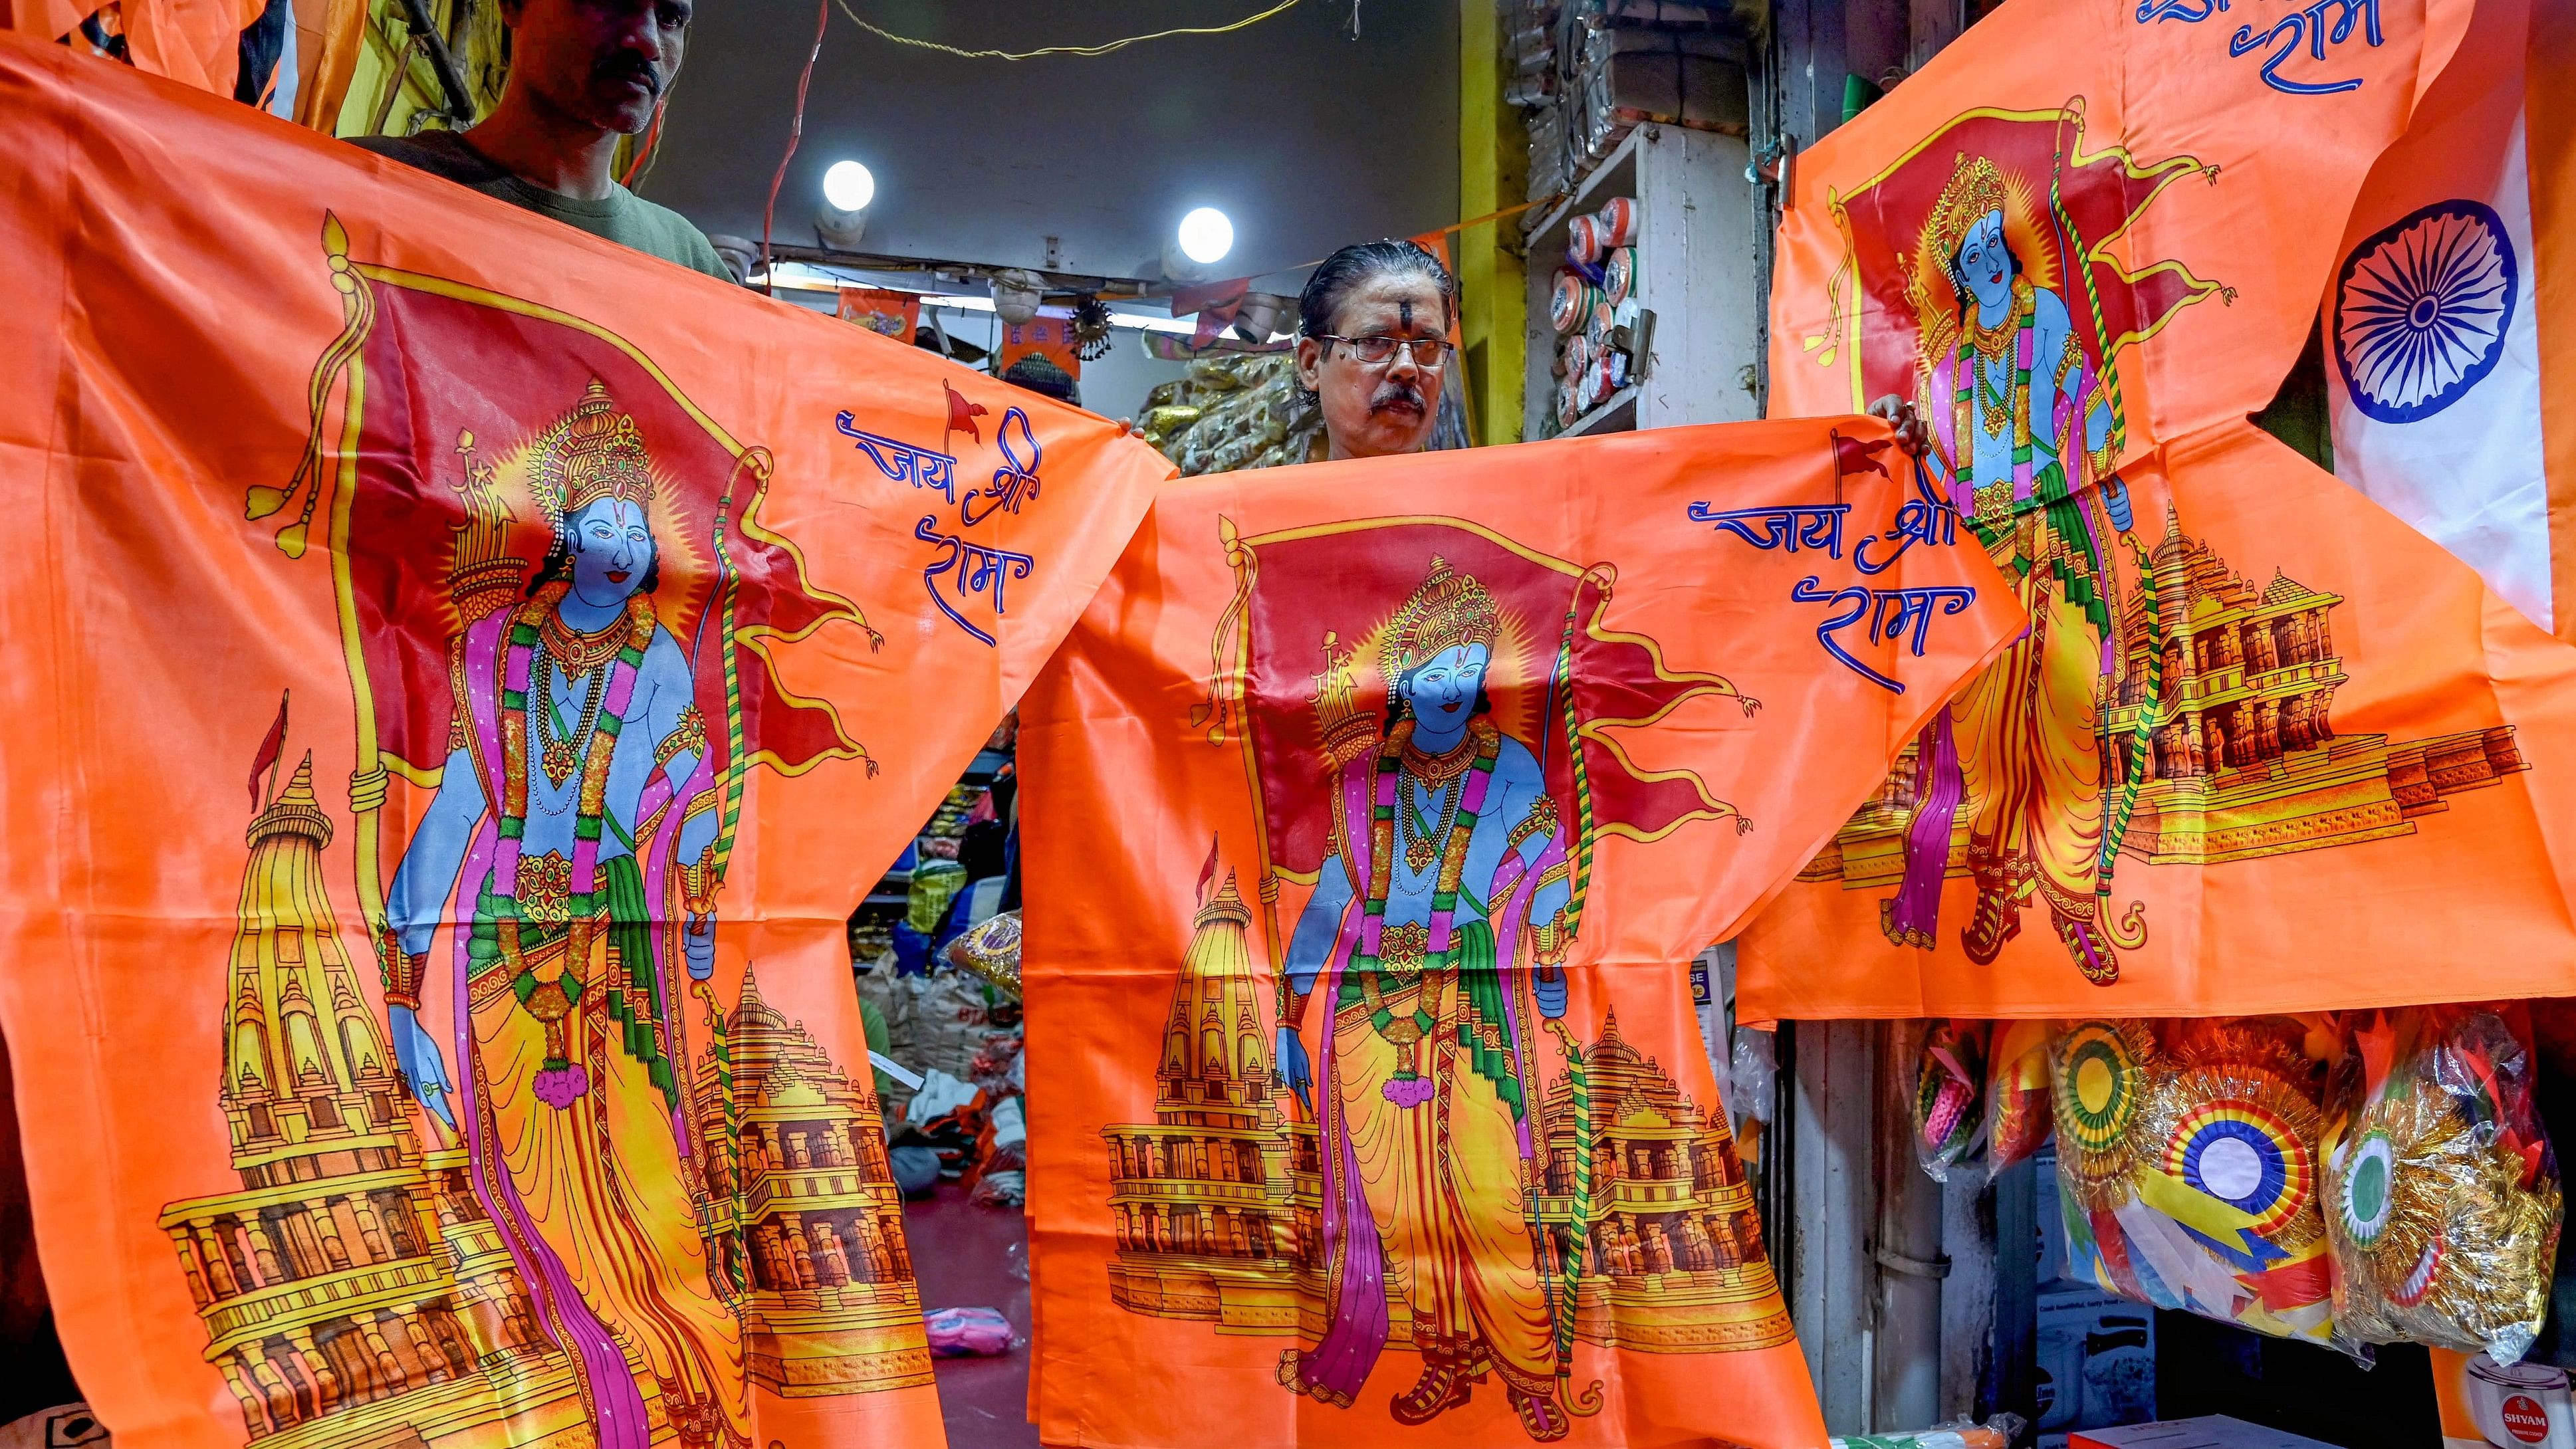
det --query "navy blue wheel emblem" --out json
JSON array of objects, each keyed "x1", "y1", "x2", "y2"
[{"x1": 2334, "y1": 199, "x2": 2518, "y2": 424}]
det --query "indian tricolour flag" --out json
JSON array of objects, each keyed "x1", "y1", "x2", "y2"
[{"x1": 2325, "y1": 0, "x2": 2576, "y2": 639}]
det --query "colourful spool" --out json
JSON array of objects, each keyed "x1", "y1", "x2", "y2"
[
  {"x1": 1594, "y1": 348, "x2": 1623, "y2": 399},
  {"x1": 1586, "y1": 300, "x2": 1617, "y2": 345},
  {"x1": 1549, "y1": 271, "x2": 1601, "y2": 335},
  {"x1": 1568, "y1": 213, "x2": 1604, "y2": 266},
  {"x1": 1596, "y1": 196, "x2": 1638, "y2": 248},
  {"x1": 1603, "y1": 246, "x2": 1636, "y2": 306}
]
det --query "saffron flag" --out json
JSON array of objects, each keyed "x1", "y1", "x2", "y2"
[
  {"x1": 999, "y1": 316, "x2": 1084, "y2": 380},
  {"x1": 837, "y1": 286, "x2": 923, "y2": 343},
  {"x1": 2323, "y1": 0, "x2": 2576, "y2": 641},
  {"x1": 0, "y1": 39, "x2": 1166, "y2": 1449},
  {"x1": 1745, "y1": 0, "x2": 2576, "y2": 1021},
  {"x1": 1018, "y1": 419, "x2": 2021, "y2": 1448},
  {"x1": 3, "y1": 0, "x2": 268, "y2": 96}
]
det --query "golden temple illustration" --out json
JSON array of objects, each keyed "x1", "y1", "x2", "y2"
[
  {"x1": 1801, "y1": 507, "x2": 2527, "y2": 887},
  {"x1": 1102, "y1": 871, "x2": 1792, "y2": 1353},
  {"x1": 159, "y1": 754, "x2": 592, "y2": 1447},
  {"x1": 687, "y1": 966, "x2": 929, "y2": 1396},
  {"x1": 161, "y1": 753, "x2": 925, "y2": 1449},
  {"x1": 1537, "y1": 1013, "x2": 1794, "y2": 1353}
]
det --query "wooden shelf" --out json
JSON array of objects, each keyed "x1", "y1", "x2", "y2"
[
  {"x1": 1524, "y1": 124, "x2": 1649, "y2": 255},
  {"x1": 1560, "y1": 386, "x2": 1638, "y2": 439},
  {"x1": 1520, "y1": 122, "x2": 1760, "y2": 442}
]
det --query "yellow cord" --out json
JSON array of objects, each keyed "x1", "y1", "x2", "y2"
[{"x1": 832, "y1": 0, "x2": 1302, "y2": 60}]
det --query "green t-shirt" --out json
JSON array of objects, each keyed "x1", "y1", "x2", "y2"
[{"x1": 350, "y1": 130, "x2": 733, "y2": 282}]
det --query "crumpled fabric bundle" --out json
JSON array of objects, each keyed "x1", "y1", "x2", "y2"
[
  {"x1": 923, "y1": 1306, "x2": 1018, "y2": 1357},
  {"x1": 2050, "y1": 1017, "x2": 2341, "y2": 1347},
  {"x1": 1914, "y1": 1020, "x2": 1988, "y2": 1181},
  {"x1": 2325, "y1": 1006, "x2": 2563, "y2": 1363}
]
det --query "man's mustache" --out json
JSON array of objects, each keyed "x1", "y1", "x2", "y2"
[
  {"x1": 598, "y1": 56, "x2": 665, "y2": 93},
  {"x1": 1369, "y1": 382, "x2": 1425, "y2": 415}
]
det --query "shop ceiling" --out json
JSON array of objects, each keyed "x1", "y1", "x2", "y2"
[{"x1": 644, "y1": 0, "x2": 1461, "y2": 290}]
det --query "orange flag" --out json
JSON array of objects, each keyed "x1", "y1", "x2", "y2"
[
  {"x1": 4, "y1": 0, "x2": 266, "y2": 95},
  {"x1": 0, "y1": 40, "x2": 1167, "y2": 1449},
  {"x1": 1740, "y1": 0, "x2": 2576, "y2": 1022},
  {"x1": 1018, "y1": 420, "x2": 2021, "y2": 1448}
]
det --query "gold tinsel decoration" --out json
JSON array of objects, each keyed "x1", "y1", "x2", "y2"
[
  {"x1": 2324, "y1": 1008, "x2": 2563, "y2": 1360},
  {"x1": 945, "y1": 909, "x2": 1024, "y2": 998}
]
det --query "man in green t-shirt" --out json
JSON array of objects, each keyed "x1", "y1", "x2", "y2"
[{"x1": 350, "y1": 0, "x2": 729, "y2": 280}]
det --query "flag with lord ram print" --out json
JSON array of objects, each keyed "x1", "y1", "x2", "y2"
[
  {"x1": 0, "y1": 36, "x2": 1165, "y2": 1449},
  {"x1": 1744, "y1": 0, "x2": 2576, "y2": 1023},
  {"x1": 1016, "y1": 423, "x2": 2022, "y2": 1449}
]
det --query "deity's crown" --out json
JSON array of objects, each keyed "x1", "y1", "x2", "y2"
[
  {"x1": 1925, "y1": 154, "x2": 2010, "y2": 264},
  {"x1": 529, "y1": 378, "x2": 656, "y2": 531},
  {"x1": 1381, "y1": 556, "x2": 1500, "y2": 681}
]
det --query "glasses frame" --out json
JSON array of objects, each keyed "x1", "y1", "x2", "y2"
[{"x1": 1315, "y1": 333, "x2": 1456, "y2": 370}]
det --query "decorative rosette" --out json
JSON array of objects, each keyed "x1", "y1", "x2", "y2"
[
  {"x1": 2323, "y1": 1007, "x2": 2562, "y2": 1362},
  {"x1": 2050, "y1": 1020, "x2": 2155, "y2": 1211},
  {"x1": 2051, "y1": 1018, "x2": 2340, "y2": 1346}
]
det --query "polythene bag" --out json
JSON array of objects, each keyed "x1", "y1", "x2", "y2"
[
  {"x1": 2325, "y1": 1005, "x2": 2563, "y2": 1363},
  {"x1": 1986, "y1": 1019, "x2": 2053, "y2": 1172},
  {"x1": 1913, "y1": 1020, "x2": 1990, "y2": 1181},
  {"x1": 2050, "y1": 1017, "x2": 2341, "y2": 1347}
]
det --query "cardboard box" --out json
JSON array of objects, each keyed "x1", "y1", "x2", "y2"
[
  {"x1": 2432, "y1": 1348, "x2": 2576, "y2": 1449},
  {"x1": 2071, "y1": 1416, "x2": 2343, "y2": 1449},
  {"x1": 2038, "y1": 1287, "x2": 2155, "y2": 1448}
]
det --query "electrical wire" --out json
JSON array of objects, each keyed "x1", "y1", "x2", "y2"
[
  {"x1": 620, "y1": 92, "x2": 669, "y2": 189},
  {"x1": 759, "y1": 0, "x2": 831, "y2": 296},
  {"x1": 832, "y1": 0, "x2": 1300, "y2": 61}
]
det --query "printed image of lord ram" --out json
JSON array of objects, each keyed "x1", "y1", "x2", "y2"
[
  {"x1": 1273, "y1": 557, "x2": 1582, "y2": 1441},
  {"x1": 376, "y1": 381, "x2": 747, "y2": 1449}
]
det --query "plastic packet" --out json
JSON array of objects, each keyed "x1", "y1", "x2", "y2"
[
  {"x1": 1728, "y1": 1024, "x2": 1776, "y2": 1169},
  {"x1": 923, "y1": 1305, "x2": 1019, "y2": 1357},
  {"x1": 1985, "y1": 1019, "x2": 2053, "y2": 1171},
  {"x1": 2324, "y1": 1005, "x2": 2563, "y2": 1363},
  {"x1": 1830, "y1": 1414, "x2": 2025, "y2": 1449},
  {"x1": 2049, "y1": 1017, "x2": 2341, "y2": 1347},
  {"x1": 971, "y1": 1169, "x2": 1026, "y2": 1208},
  {"x1": 1913, "y1": 1020, "x2": 1989, "y2": 1181}
]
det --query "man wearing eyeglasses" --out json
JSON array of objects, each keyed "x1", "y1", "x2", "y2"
[{"x1": 1293, "y1": 240, "x2": 1460, "y2": 461}]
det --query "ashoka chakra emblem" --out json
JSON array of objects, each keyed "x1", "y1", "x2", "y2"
[{"x1": 2334, "y1": 199, "x2": 2518, "y2": 423}]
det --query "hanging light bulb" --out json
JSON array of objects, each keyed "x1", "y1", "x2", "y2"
[
  {"x1": 1177, "y1": 207, "x2": 1233, "y2": 265},
  {"x1": 822, "y1": 160, "x2": 875, "y2": 212},
  {"x1": 816, "y1": 159, "x2": 875, "y2": 250},
  {"x1": 1162, "y1": 206, "x2": 1236, "y2": 284}
]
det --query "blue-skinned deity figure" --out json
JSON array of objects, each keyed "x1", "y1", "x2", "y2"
[
  {"x1": 1270, "y1": 557, "x2": 1585, "y2": 1442},
  {"x1": 374, "y1": 381, "x2": 746, "y2": 1449}
]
